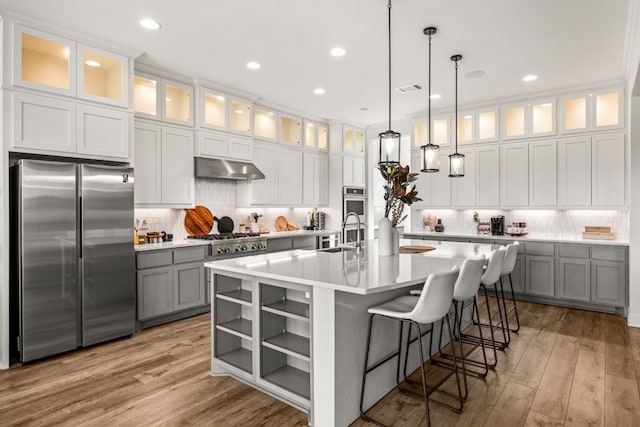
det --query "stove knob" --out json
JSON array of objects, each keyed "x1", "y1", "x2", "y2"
[
  {"x1": 224, "y1": 247, "x2": 231, "y2": 253},
  {"x1": 241, "y1": 245, "x2": 248, "y2": 251},
  {"x1": 217, "y1": 248, "x2": 224, "y2": 254},
  {"x1": 258, "y1": 243, "x2": 265, "y2": 249},
  {"x1": 251, "y1": 244, "x2": 257, "y2": 250},
  {"x1": 235, "y1": 247, "x2": 241, "y2": 252}
]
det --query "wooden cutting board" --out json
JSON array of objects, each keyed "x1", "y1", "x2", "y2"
[
  {"x1": 399, "y1": 245, "x2": 436, "y2": 254},
  {"x1": 274, "y1": 216, "x2": 288, "y2": 232},
  {"x1": 184, "y1": 205, "x2": 213, "y2": 236}
]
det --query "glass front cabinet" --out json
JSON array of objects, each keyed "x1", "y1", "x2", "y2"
[
  {"x1": 501, "y1": 98, "x2": 556, "y2": 140},
  {"x1": 133, "y1": 72, "x2": 193, "y2": 125},
  {"x1": 14, "y1": 24, "x2": 129, "y2": 107},
  {"x1": 303, "y1": 120, "x2": 329, "y2": 151},
  {"x1": 199, "y1": 88, "x2": 252, "y2": 135},
  {"x1": 559, "y1": 88, "x2": 624, "y2": 134}
]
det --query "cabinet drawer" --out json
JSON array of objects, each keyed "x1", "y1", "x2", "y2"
[
  {"x1": 591, "y1": 246, "x2": 627, "y2": 262},
  {"x1": 173, "y1": 246, "x2": 206, "y2": 264},
  {"x1": 268, "y1": 238, "x2": 293, "y2": 252},
  {"x1": 557, "y1": 244, "x2": 589, "y2": 259},
  {"x1": 525, "y1": 242, "x2": 555, "y2": 256},
  {"x1": 137, "y1": 250, "x2": 172, "y2": 269}
]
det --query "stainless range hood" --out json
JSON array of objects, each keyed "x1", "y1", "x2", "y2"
[{"x1": 194, "y1": 157, "x2": 265, "y2": 180}]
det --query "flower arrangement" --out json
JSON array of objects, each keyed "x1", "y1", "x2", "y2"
[{"x1": 379, "y1": 164, "x2": 422, "y2": 227}]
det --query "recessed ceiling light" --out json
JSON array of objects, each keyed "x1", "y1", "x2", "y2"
[
  {"x1": 313, "y1": 88, "x2": 325, "y2": 95},
  {"x1": 465, "y1": 70, "x2": 485, "y2": 79},
  {"x1": 139, "y1": 18, "x2": 161, "y2": 30},
  {"x1": 430, "y1": 94, "x2": 441, "y2": 99},
  {"x1": 330, "y1": 47, "x2": 346, "y2": 57},
  {"x1": 246, "y1": 61, "x2": 261, "y2": 70},
  {"x1": 522, "y1": 74, "x2": 538, "y2": 82},
  {"x1": 85, "y1": 60, "x2": 101, "y2": 67}
]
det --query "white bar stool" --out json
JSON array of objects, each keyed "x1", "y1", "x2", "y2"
[
  {"x1": 500, "y1": 241, "x2": 521, "y2": 333},
  {"x1": 359, "y1": 268, "x2": 463, "y2": 427}
]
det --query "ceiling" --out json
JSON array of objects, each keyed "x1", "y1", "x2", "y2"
[{"x1": 0, "y1": 0, "x2": 631, "y2": 126}]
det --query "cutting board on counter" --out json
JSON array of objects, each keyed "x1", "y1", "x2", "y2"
[
  {"x1": 399, "y1": 245, "x2": 436, "y2": 254},
  {"x1": 184, "y1": 205, "x2": 213, "y2": 236}
]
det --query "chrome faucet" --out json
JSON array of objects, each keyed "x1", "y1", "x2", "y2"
[{"x1": 342, "y1": 212, "x2": 362, "y2": 250}]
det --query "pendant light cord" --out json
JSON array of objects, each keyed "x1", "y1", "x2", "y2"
[
  {"x1": 428, "y1": 32, "x2": 432, "y2": 146},
  {"x1": 454, "y1": 58, "x2": 458, "y2": 153},
  {"x1": 387, "y1": 0, "x2": 392, "y2": 131}
]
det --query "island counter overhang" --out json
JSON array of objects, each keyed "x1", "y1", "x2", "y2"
[{"x1": 205, "y1": 239, "x2": 493, "y2": 427}]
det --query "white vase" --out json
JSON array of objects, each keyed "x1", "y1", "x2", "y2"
[{"x1": 378, "y1": 218, "x2": 399, "y2": 256}]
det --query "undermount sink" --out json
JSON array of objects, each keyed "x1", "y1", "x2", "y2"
[{"x1": 321, "y1": 246, "x2": 357, "y2": 253}]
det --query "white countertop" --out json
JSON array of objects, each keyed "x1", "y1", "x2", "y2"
[
  {"x1": 134, "y1": 239, "x2": 211, "y2": 252},
  {"x1": 263, "y1": 229, "x2": 340, "y2": 238},
  {"x1": 403, "y1": 230, "x2": 630, "y2": 246},
  {"x1": 205, "y1": 239, "x2": 493, "y2": 295}
]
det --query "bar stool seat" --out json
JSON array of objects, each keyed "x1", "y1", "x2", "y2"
[{"x1": 359, "y1": 268, "x2": 463, "y2": 427}]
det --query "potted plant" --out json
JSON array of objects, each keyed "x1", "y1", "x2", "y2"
[{"x1": 378, "y1": 164, "x2": 421, "y2": 255}]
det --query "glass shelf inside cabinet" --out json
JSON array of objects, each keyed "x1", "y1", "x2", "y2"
[
  {"x1": 204, "y1": 92, "x2": 226, "y2": 128},
  {"x1": 21, "y1": 32, "x2": 71, "y2": 90},
  {"x1": 478, "y1": 111, "x2": 496, "y2": 141},
  {"x1": 254, "y1": 108, "x2": 276, "y2": 140},
  {"x1": 134, "y1": 75, "x2": 157, "y2": 115},
  {"x1": 231, "y1": 99, "x2": 251, "y2": 133},
  {"x1": 82, "y1": 51, "x2": 123, "y2": 101},
  {"x1": 596, "y1": 92, "x2": 619, "y2": 127},
  {"x1": 564, "y1": 97, "x2": 587, "y2": 131},
  {"x1": 165, "y1": 84, "x2": 191, "y2": 122},
  {"x1": 505, "y1": 106, "x2": 525, "y2": 137}
]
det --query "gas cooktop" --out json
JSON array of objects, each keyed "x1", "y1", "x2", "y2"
[
  {"x1": 188, "y1": 233, "x2": 268, "y2": 258},
  {"x1": 187, "y1": 232, "x2": 261, "y2": 240}
]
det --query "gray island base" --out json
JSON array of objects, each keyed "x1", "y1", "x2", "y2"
[{"x1": 206, "y1": 239, "x2": 493, "y2": 426}]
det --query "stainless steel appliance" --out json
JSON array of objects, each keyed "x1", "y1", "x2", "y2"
[
  {"x1": 188, "y1": 233, "x2": 268, "y2": 260},
  {"x1": 343, "y1": 186, "x2": 366, "y2": 224},
  {"x1": 491, "y1": 215, "x2": 505, "y2": 235},
  {"x1": 10, "y1": 159, "x2": 135, "y2": 362}
]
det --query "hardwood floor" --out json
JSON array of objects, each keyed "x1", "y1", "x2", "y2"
[{"x1": 1, "y1": 301, "x2": 640, "y2": 426}]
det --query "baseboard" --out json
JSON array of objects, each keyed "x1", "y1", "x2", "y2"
[
  {"x1": 0, "y1": 361, "x2": 8, "y2": 370},
  {"x1": 627, "y1": 312, "x2": 640, "y2": 328}
]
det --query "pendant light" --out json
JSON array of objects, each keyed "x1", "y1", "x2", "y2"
[
  {"x1": 378, "y1": 0, "x2": 401, "y2": 167},
  {"x1": 448, "y1": 54, "x2": 465, "y2": 177},
  {"x1": 420, "y1": 27, "x2": 440, "y2": 173}
]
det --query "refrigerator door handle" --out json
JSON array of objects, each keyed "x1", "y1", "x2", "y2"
[{"x1": 78, "y1": 196, "x2": 83, "y2": 259}]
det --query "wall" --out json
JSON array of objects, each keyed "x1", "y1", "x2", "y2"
[{"x1": 134, "y1": 178, "x2": 331, "y2": 239}]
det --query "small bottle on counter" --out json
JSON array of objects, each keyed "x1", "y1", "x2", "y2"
[{"x1": 435, "y1": 219, "x2": 445, "y2": 232}]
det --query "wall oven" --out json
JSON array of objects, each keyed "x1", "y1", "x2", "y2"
[
  {"x1": 343, "y1": 186, "x2": 366, "y2": 224},
  {"x1": 343, "y1": 224, "x2": 366, "y2": 245}
]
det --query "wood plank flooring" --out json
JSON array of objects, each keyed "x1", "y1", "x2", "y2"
[{"x1": 1, "y1": 300, "x2": 640, "y2": 426}]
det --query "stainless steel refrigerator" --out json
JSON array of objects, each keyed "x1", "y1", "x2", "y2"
[{"x1": 10, "y1": 159, "x2": 135, "y2": 362}]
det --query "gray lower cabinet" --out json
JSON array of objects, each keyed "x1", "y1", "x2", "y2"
[
  {"x1": 525, "y1": 255, "x2": 555, "y2": 297},
  {"x1": 136, "y1": 246, "x2": 207, "y2": 321},
  {"x1": 556, "y1": 258, "x2": 590, "y2": 302},
  {"x1": 591, "y1": 260, "x2": 626, "y2": 306},
  {"x1": 508, "y1": 254, "x2": 525, "y2": 293},
  {"x1": 267, "y1": 236, "x2": 318, "y2": 253},
  {"x1": 137, "y1": 266, "x2": 174, "y2": 319}
]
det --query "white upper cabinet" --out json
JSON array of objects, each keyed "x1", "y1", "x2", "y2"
[
  {"x1": 343, "y1": 156, "x2": 365, "y2": 187},
  {"x1": 559, "y1": 87, "x2": 624, "y2": 134},
  {"x1": 253, "y1": 106, "x2": 277, "y2": 141},
  {"x1": 558, "y1": 136, "x2": 591, "y2": 207},
  {"x1": 455, "y1": 112, "x2": 474, "y2": 145},
  {"x1": 502, "y1": 98, "x2": 556, "y2": 140},
  {"x1": 413, "y1": 120, "x2": 428, "y2": 150},
  {"x1": 451, "y1": 147, "x2": 476, "y2": 207},
  {"x1": 230, "y1": 98, "x2": 252, "y2": 134},
  {"x1": 476, "y1": 107, "x2": 499, "y2": 142},
  {"x1": 133, "y1": 72, "x2": 193, "y2": 126},
  {"x1": 592, "y1": 133, "x2": 625, "y2": 206},
  {"x1": 412, "y1": 114, "x2": 450, "y2": 148},
  {"x1": 302, "y1": 152, "x2": 329, "y2": 206},
  {"x1": 76, "y1": 104, "x2": 129, "y2": 158},
  {"x1": 410, "y1": 149, "x2": 451, "y2": 207},
  {"x1": 13, "y1": 24, "x2": 129, "y2": 108},
  {"x1": 248, "y1": 143, "x2": 302, "y2": 205},
  {"x1": 343, "y1": 125, "x2": 365, "y2": 155},
  {"x1": 528, "y1": 140, "x2": 557, "y2": 206},
  {"x1": 303, "y1": 120, "x2": 329, "y2": 152},
  {"x1": 413, "y1": 106, "x2": 498, "y2": 147},
  {"x1": 410, "y1": 151, "x2": 430, "y2": 208},
  {"x1": 279, "y1": 114, "x2": 302, "y2": 146},
  {"x1": 196, "y1": 130, "x2": 251, "y2": 161},
  {"x1": 476, "y1": 146, "x2": 500, "y2": 206},
  {"x1": 199, "y1": 87, "x2": 252, "y2": 135},
  {"x1": 500, "y1": 143, "x2": 529, "y2": 206}
]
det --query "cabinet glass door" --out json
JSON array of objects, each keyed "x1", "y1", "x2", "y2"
[
  {"x1": 305, "y1": 122, "x2": 316, "y2": 148},
  {"x1": 164, "y1": 82, "x2": 192, "y2": 124},
  {"x1": 505, "y1": 106, "x2": 525, "y2": 138},
  {"x1": 355, "y1": 129, "x2": 365, "y2": 153},
  {"x1": 79, "y1": 46, "x2": 126, "y2": 106},
  {"x1": 318, "y1": 125, "x2": 328, "y2": 151},
  {"x1": 344, "y1": 127, "x2": 354, "y2": 152},
  {"x1": 477, "y1": 110, "x2": 497, "y2": 141},
  {"x1": 414, "y1": 121, "x2": 428, "y2": 148},
  {"x1": 563, "y1": 97, "x2": 587, "y2": 131},
  {"x1": 203, "y1": 91, "x2": 226, "y2": 128},
  {"x1": 254, "y1": 108, "x2": 276, "y2": 140},
  {"x1": 531, "y1": 101, "x2": 554, "y2": 135},
  {"x1": 595, "y1": 92, "x2": 620, "y2": 128},
  {"x1": 133, "y1": 74, "x2": 158, "y2": 116},
  {"x1": 280, "y1": 115, "x2": 301, "y2": 145},
  {"x1": 456, "y1": 113, "x2": 473, "y2": 144},
  {"x1": 432, "y1": 117, "x2": 449, "y2": 145},
  {"x1": 19, "y1": 29, "x2": 73, "y2": 93},
  {"x1": 231, "y1": 99, "x2": 251, "y2": 134}
]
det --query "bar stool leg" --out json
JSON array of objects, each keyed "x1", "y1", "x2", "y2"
[
  {"x1": 359, "y1": 313, "x2": 376, "y2": 423},
  {"x1": 507, "y1": 273, "x2": 521, "y2": 333},
  {"x1": 497, "y1": 278, "x2": 512, "y2": 345},
  {"x1": 412, "y1": 320, "x2": 432, "y2": 427},
  {"x1": 472, "y1": 297, "x2": 494, "y2": 370},
  {"x1": 445, "y1": 314, "x2": 465, "y2": 411}
]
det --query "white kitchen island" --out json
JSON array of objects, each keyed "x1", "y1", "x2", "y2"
[{"x1": 205, "y1": 239, "x2": 493, "y2": 427}]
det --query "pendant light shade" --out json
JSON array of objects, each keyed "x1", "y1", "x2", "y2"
[
  {"x1": 420, "y1": 26, "x2": 440, "y2": 173},
  {"x1": 448, "y1": 54, "x2": 465, "y2": 178},
  {"x1": 378, "y1": 0, "x2": 401, "y2": 167}
]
